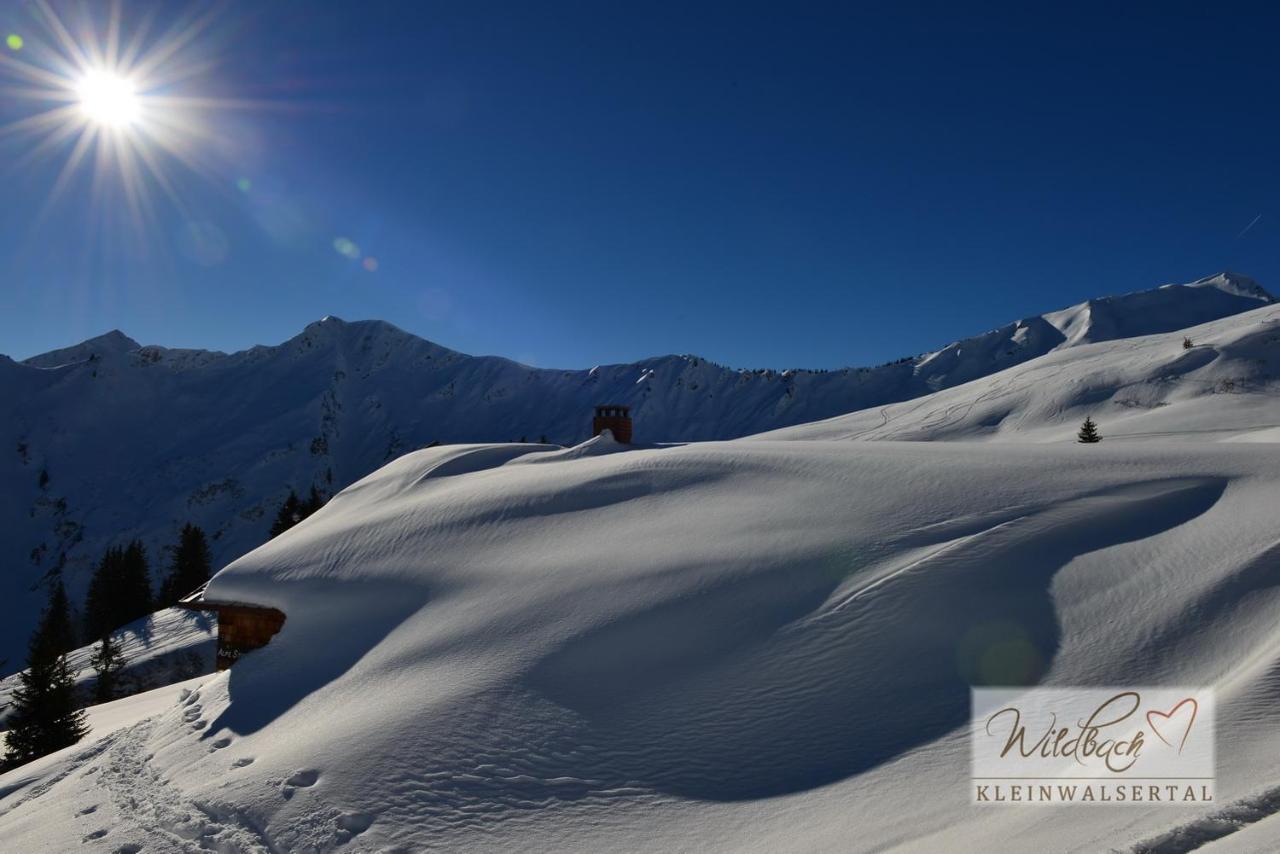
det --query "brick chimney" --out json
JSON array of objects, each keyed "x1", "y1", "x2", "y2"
[{"x1": 592, "y1": 405, "x2": 632, "y2": 443}]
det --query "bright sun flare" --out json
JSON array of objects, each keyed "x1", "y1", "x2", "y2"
[
  {"x1": 0, "y1": 1, "x2": 234, "y2": 234},
  {"x1": 75, "y1": 70, "x2": 140, "y2": 128}
]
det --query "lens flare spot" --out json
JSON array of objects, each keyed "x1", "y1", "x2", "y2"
[
  {"x1": 362, "y1": 256, "x2": 379, "y2": 272},
  {"x1": 235, "y1": 177, "x2": 252, "y2": 193},
  {"x1": 333, "y1": 237, "x2": 360, "y2": 259},
  {"x1": 5, "y1": 34, "x2": 22, "y2": 51},
  {"x1": 957, "y1": 620, "x2": 1045, "y2": 686}
]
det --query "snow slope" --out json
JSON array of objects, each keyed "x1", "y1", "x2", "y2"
[
  {"x1": 0, "y1": 273, "x2": 1269, "y2": 665},
  {"x1": 0, "y1": 675, "x2": 209, "y2": 803},
  {"x1": 0, "y1": 607, "x2": 215, "y2": 727},
  {"x1": 3, "y1": 431, "x2": 1279, "y2": 851},
  {"x1": 758, "y1": 299, "x2": 1280, "y2": 444}
]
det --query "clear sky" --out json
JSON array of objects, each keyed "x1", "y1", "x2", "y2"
[{"x1": 1, "y1": 1, "x2": 1275, "y2": 369}]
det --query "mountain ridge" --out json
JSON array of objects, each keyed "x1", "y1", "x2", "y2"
[{"x1": 18, "y1": 271, "x2": 1274, "y2": 374}]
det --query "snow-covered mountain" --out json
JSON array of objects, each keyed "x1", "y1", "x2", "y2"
[
  {"x1": 0, "y1": 272, "x2": 1269, "y2": 664},
  {"x1": 760, "y1": 295, "x2": 1280, "y2": 443}
]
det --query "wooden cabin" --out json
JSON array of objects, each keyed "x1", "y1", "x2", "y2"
[
  {"x1": 177, "y1": 584, "x2": 286, "y2": 670},
  {"x1": 592, "y1": 404, "x2": 633, "y2": 443}
]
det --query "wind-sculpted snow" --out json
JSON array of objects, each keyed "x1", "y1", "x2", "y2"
[
  {"x1": 0, "y1": 272, "x2": 1269, "y2": 663},
  {"x1": 5, "y1": 438, "x2": 1280, "y2": 851},
  {"x1": 528, "y1": 477, "x2": 1226, "y2": 801}
]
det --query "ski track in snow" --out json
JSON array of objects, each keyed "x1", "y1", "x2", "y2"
[{"x1": 1128, "y1": 785, "x2": 1280, "y2": 853}]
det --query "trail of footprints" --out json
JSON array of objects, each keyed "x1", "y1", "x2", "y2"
[
  {"x1": 70, "y1": 687, "x2": 376, "y2": 849},
  {"x1": 180, "y1": 687, "x2": 207, "y2": 731},
  {"x1": 181, "y1": 688, "x2": 244, "y2": 768}
]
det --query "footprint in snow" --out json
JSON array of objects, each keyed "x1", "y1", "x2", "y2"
[
  {"x1": 78, "y1": 804, "x2": 99, "y2": 815},
  {"x1": 232, "y1": 757, "x2": 255, "y2": 768},
  {"x1": 286, "y1": 769, "x2": 320, "y2": 788},
  {"x1": 83, "y1": 828, "x2": 108, "y2": 841},
  {"x1": 114, "y1": 846, "x2": 142, "y2": 854},
  {"x1": 210, "y1": 737, "x2": 232, "y2": 751},
  {"x1": 336, "y1": 812, "x2": 374, "y2": 836}
]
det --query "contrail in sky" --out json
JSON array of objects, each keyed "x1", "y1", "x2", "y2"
[{"x1": 1235, "y1": 213, "x2": 1262, "y2": 239}]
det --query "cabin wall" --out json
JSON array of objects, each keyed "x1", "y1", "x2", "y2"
[{"x1": 215, "y1": 605, "x2": 286, "y2": 670}]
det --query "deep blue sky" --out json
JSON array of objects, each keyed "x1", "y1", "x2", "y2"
[{"x1": 1, "y1": 1, "x2": 1276, "y2": 369}]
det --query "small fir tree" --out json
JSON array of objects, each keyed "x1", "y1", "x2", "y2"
[
  {"x1": 3, "y1": 580, "x2": 88, "y2": 769},
  {"x1": 1182, "y1": 336, "x2": 1193, "y2": 350},
  {"x1": 90, "y1": 633, "x2": 127, "y2": 704},
  {"x1": 1077, "y1": 416, "x2": 1102, "y2": 444}
]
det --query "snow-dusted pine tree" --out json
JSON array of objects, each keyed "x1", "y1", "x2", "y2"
[{"x1": 1077, "y1": 416, "x2": 1102, "y2": 443}]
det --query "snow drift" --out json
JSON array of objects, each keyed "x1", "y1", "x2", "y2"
[{"x1": 3, "y1": 433, "x2": 1280, "y2": 851}]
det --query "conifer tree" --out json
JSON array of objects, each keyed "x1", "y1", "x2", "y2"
[
  {"x1": 269, "y1": 490, "x2": 304, "y2": 538},
  {"x1": 83, "y1": 539, "x2": 154, "y2": 640},
  {"x1": 1077, "y1": 416, "x2": 1102, "y2": 444},
  {"x1": 119, "y1": 539, "x2": 154, "y2": 624},
  {"x1": 269, "y1": 487, "x2": 327, "y2": 539},
  {"x1": 160, "y1": 524, "x2": 212, "y2": 606},
  {"x1": 83, "y1": 545, "x2": 123, "y2": 640},
  {"x1": 89, "y1": 633, "x2": 127, "y2": 704},
  {"x1": 39, "y1": 575, "x2": 77, "y2": 656},
  {"x1": 304, "y1": 485, "x2": 326, "y2": 517},
  {"x1": 3, "y1": 580, "x2": 88, "y2": 769}
]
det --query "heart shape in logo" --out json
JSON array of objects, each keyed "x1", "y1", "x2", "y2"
[{"x1": 1147, "y1": 697, "x2": 1198, "y2": 754}]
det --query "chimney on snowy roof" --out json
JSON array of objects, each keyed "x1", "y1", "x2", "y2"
[{"x1": 592, "y1": 405, "x2": 632, "y2": 443}]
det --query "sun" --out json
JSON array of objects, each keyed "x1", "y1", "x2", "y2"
[
  {"x1": 0, "y1": 3, "x2": 242, "y2": 221},
  {"x1": 75, "y1": 70, "x2": 140, "y2": 128}
]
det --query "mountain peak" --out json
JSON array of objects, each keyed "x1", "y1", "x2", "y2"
[
  {"x1": 1185, "y1": 271, "x2": 1274, "y2": 302},
  {"x1": 23, "y1": 329, "x2": 141, "y2": 368}
]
